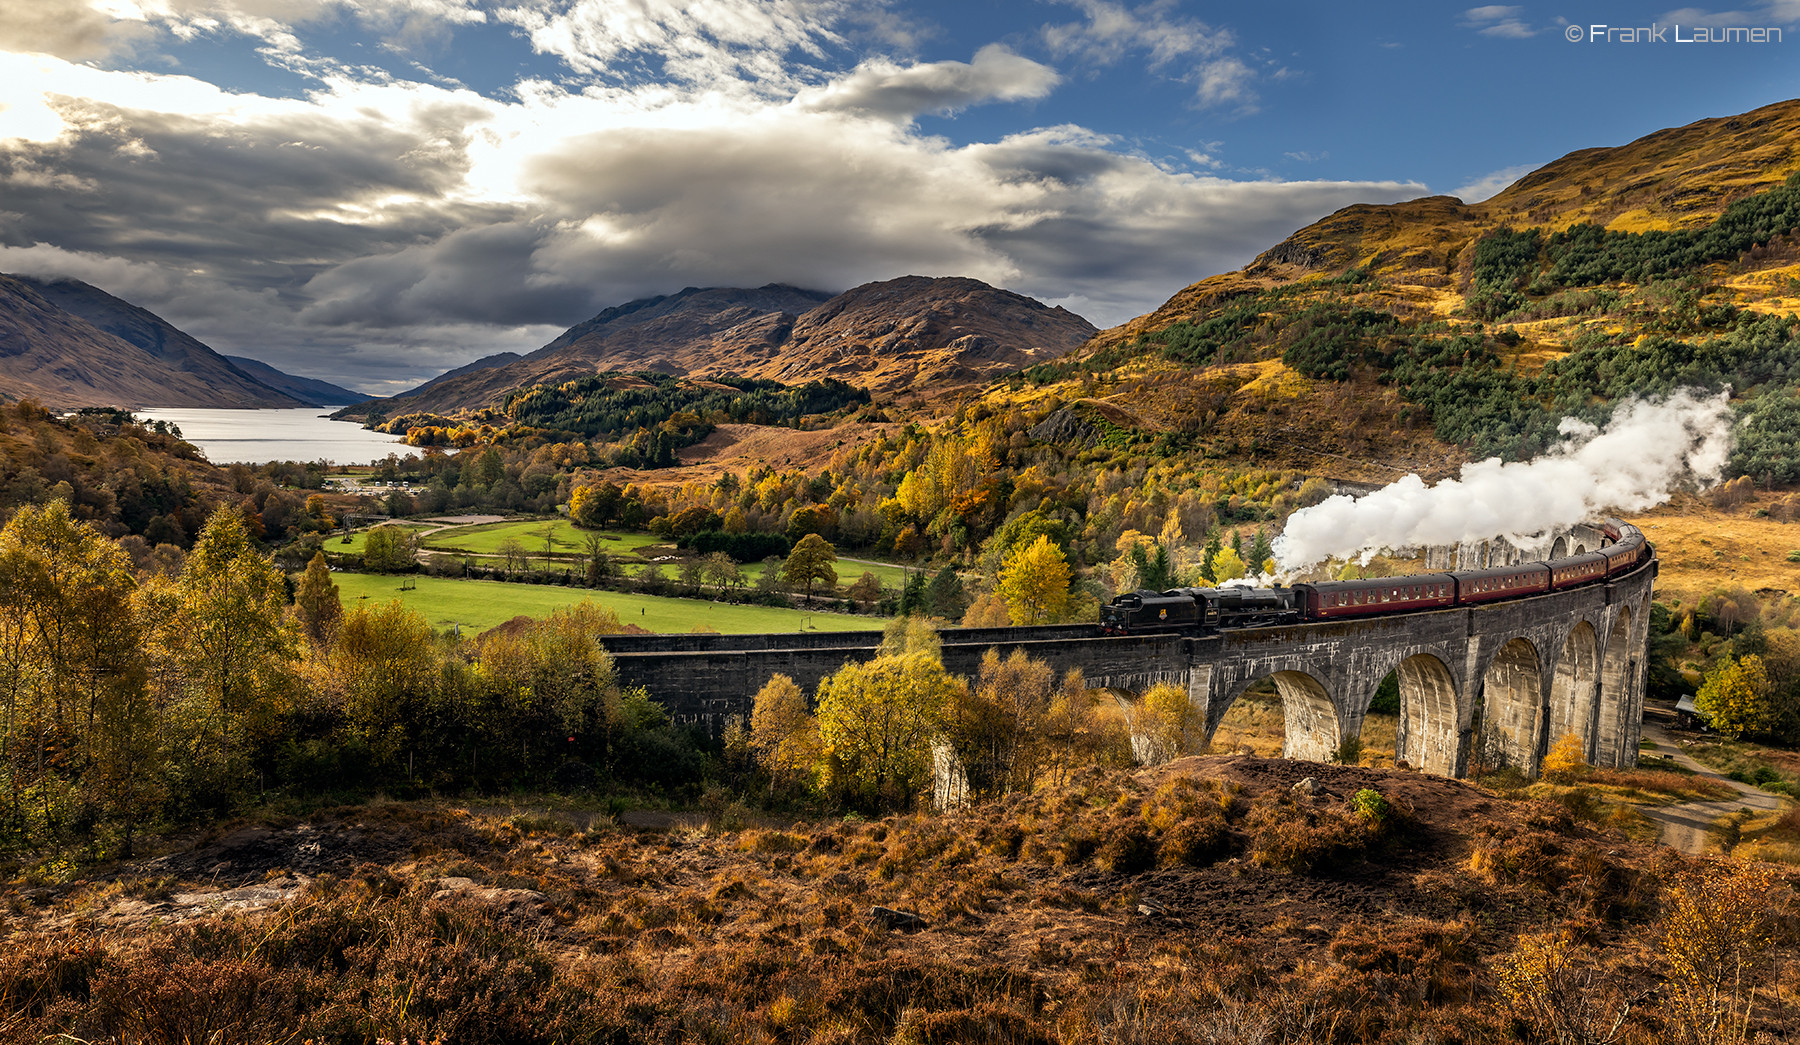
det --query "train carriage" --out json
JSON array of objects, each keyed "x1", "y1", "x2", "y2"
[
  {"x1": 1453, "y1": 563, "x2": 1551, "y2": 604},
  {"x1": 1293, "y1": 574, "x2": 1457, "y2": 620},
  {"x1": 1548, "y1": 551, "x2": 1608, "y2": 589}
]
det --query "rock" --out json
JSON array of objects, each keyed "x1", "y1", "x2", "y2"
[
  {"x1": 869, "y1": 906, "x2": 928, "y2": 932},
  {"x1": 431, "y1": 877, "x2": 549, "y2": 911},
  {"x1": 1027, "y1": 408, "x2": 1095, "y2": 446},
  {"x1": 1293, "y1": 777, "x2": 1321, "y2": 795}
]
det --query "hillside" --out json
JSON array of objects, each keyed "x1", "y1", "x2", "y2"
[
  {"x1": 0, "y1": 275, "x2": 301, "y2": 409},
  {"x1": 225, "y1": 355, "x2": 366, "y2": 406},
  {"x1": 354, "y1": 276, "x2": 1096, "y2": 418},
  {"x1": 3, "y1": 756, "x2": 1793, "y2": 1042},
  {"x1": 995, "y1": 98, "x2": 1800, "y2": 487}
]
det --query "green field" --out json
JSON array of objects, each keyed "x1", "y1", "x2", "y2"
[
  {"x1": 331, "y1": 572, "x2": 877, "y2": 635},
  {"x1": 419, "y1": 518, "x2": 664, "y2": 558}
]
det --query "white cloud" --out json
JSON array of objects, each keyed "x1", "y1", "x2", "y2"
[
  {"x1": 1461, "y1": 5, "x2": 1538, "y2": 37},
  {"x1": 0, "y1": 8, "x2": 1426, "y2": 389},
  {"x1": 793, "y1": 45, "x2": 1058, "y2": 120},
  {"x1": 493, "y1": 0, "x2": 850, "y2": 87},
  {"x1": 1660, "y1": 1, "x2": 1800, "y2": 25},
  {"x1": 1451, "y1": 161, "x2": 1539, "y2": 202},
  {"x1": 1041, "y1": 0, "x2": 1258, "y2": 110}
]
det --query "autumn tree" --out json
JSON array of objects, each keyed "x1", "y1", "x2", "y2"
[
  {"x1": 473, "y1": 601, "x2": 623, "y2": 781},
  {"x1": 294, "y1": 552, "x2": 342, "y2": 643},
  {"x1": 0, "y1": 500, "x2": 159, "y2": 854},
  {"x1": 750, "y1": 673, "x2": 819, "y2": 795},
  {"x1": 961, "y1": 591, "x2": 1012, "y2": 628},
  {"x1": 783, "y1": 533, "x2": 838, "y2": 602},
  {"x1": 1695, "y1": 654, "x2": 1773, "y2": 738},
  {"x1": 997, "y1": 535, "x2": 1071, "y2": 625},
  {"x1": 1541, "y1": 731, "x2": 1589, "y2": 783},
  {"x1": 362, "y1": 525, "x2": 419, "y2": 573},
  {"x1": 1132, "y1": 681, "x2": 1199, "y2": 765},
  {"x1": 943, "y1": 648, "x2": 1056, "y2": 798},
  {"x1": 1208, "y1": 546, "x2": 1247, "y2": 584},
  {"x1": 138, "y1": 504, "x2": 297, "y2": 810},
  {"x1": 815, "y1": 618, "x2": 961, "y2": 809},
  {"x1": 321, "y1": 599, "x2": 442, "y2": 774}
]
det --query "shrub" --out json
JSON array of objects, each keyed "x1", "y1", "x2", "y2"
[
  {"x1": 1542, "y1": 732, "x2": 1590, "y2": 783},
  {"x1": 1095, "y1": 822, "x2": 1157, "y2": 873}
]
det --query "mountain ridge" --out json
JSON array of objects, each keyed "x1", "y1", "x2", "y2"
[
  {"x1": 352, "y1": 276, "x2": 1097, "y2": 419},
  {"x1": 0, "y1": 275, "x2": 302, "y2": 409}
]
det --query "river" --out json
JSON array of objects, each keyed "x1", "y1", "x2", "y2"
[{"x1": 133, "y1": 407, "x2": 409, "y2": 466}]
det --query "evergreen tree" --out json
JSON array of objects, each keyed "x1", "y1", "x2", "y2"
[
  {"x1": 927, "y1": 566, "x2": 966, "y2": 618},
  {"x1": 900, "y1": 570, "x2": 929, "y2": 615}
]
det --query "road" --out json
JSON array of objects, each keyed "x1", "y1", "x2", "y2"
[{"x1": 1636, "y1": 720, "x2": 1784, "y2": 854}]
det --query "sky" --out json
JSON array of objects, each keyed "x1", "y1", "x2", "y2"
[{"x1": 1, "y1": 1, "x2": 1797, "y2": 394}]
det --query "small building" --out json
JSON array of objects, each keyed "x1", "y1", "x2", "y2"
[{"x1": 1674, "y1": 694, "x2": 1705, "y2": 732}]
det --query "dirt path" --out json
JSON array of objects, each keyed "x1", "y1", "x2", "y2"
[{"x1": 1637, "y1": 721, "x2": 1784, "y2": 854}]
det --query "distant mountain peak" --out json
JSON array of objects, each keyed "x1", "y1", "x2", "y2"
[{"x1": 353, "y1": 275, "x2": 1095, "y2": 418}]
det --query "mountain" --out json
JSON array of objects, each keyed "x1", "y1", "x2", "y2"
[
  {"x1": 224, "y1": 356, "x2": 366, "y2": 407},
  {"x1": 1091, "y1": 98, "x2": 1800, "y2": 358},
  {"x1": 1008, "y1": 98, "x2": 1800, "y2": 486},
  {"x1": 353, "y1": 277, "x2": 1096, "y2": 418},
  {"x1": 0, "y1": 275, "x2": 302, "y2": 409},
  {"x1": 403, "y1": 350, "x2": 524, "y2": 397}
]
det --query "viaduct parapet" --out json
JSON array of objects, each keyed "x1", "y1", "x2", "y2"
[{"x1": 599, "y1": 559, "x2": 1653, "y2": 779}]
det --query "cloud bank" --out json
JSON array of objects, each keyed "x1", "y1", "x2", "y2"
[{"x1": 0, "y1": 0, "x2": 1424, "y2": 391}]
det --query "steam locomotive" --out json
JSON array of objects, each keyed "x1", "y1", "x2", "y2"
[{"x1": 1099, "y1": 522, "x2": 1653, "y2": 635}]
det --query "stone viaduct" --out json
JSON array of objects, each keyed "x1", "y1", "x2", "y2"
[{"x1": 598, "y1": 555, "x2": 1654, "y2": 779}]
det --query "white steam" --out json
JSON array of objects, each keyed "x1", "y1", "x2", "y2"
[{"x1": 1272, "y1": 388, "x2": 1735, "y2": 574}]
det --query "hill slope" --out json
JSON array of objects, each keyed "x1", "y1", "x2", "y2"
[
  {"x1": 357, "y1": 276, "x2": 1096, "y2": 418},
  {"x1": 1004, "y1": 98, "x2": 1800, "y2": 485},
  {"x1": 0, "y1": 275, "x2": 302, "y2": 409},
  {"x1": 224, "y1": 355, "x2": 366, "y2": 406}
]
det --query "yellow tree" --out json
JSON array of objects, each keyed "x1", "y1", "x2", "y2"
[
  {"x1": 293, "y1": 551, "x2": 342, "y2": 644},
  {"x1": 0, "y1": 500, "x2": 159, "y2": 852},
  {"x1": 474, "y1": 600, "x2": 622, "y2": 778},
  {"x1": 324, "y1": 599, "x2": 441, "y2": 772},
  {"x1": 997, "y1": 535, "x2": 1071, "y2": 625},
  {"x1": 815, "y1": 619, "x2": 961, "y2": 809},
  {"x1": 749, "y1": 673, "x2": 819, "y2": 794},
  {"x1": 1695, "y1": 654, "x2": 1773, "y2": 739},
  {"x1": 141, "y1": 505, "x2": 297, "y2": 804},
  {"x1": 943, "y1": 648, "x2": 1056, "y2": 798},
  {"x1": 1133, "y1": 682, "x2": 1199, "y2": 765},
  {"x1": 782, "y1": 533, "x2": 838, "y2": 602}
]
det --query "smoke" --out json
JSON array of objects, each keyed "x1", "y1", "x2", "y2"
[{"x1": 1272, "y1": 388, "x2": 1735, "y2": 574}]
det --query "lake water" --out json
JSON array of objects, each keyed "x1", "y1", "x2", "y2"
[{"x1": 134, "y1": 407, "x2": 409, "y2": 465}]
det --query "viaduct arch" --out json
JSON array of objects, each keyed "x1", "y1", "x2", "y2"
[{"x1": 597, "y1": 558, "x2": 1654, "y2": 779}]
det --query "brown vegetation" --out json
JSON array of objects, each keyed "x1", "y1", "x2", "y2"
[{"x1": 3, "y1": 757, "x2": 1798, "y2": 1044}]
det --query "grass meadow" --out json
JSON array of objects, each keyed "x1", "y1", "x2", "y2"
[{"x1": 331, "y1": 571, "x2": 878, "y2": 635}]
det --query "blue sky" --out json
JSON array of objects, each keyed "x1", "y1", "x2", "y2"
[{"x1": 1, "y1": 0, "x2": 1796, "y2": 391}]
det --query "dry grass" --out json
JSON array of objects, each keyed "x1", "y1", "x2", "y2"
[
  {"x1": 4, "y1": 758, "x2": 1800, "y2": 1043},
  {"x1": 1627, "y1": 494, "x2": 1800, "y2": 601}
]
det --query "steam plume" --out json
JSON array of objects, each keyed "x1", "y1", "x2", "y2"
[{"x1": 1272, "y1": 388, "x2": 1734, "y2": 573}]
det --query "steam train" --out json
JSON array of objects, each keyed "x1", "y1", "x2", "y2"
[{"x1": 1099, "y1": 522, "x2": 1653, "y2": 635}]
